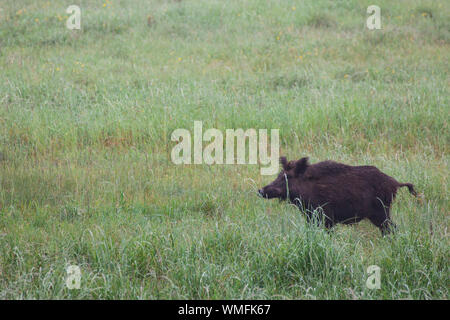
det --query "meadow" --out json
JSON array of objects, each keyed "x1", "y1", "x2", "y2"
[{"x1": 0, "y1": 0, "x2": 448, "y2": 299}]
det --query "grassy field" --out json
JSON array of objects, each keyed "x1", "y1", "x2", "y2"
[{"x1": 0, "y1": 0, "x2": 448, "y2": 299}]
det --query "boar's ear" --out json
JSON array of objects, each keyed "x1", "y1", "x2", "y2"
[
  {"x1": 294, "y1": 157, "x2": 309, "y2": 177},
  {"x1": 279, "y1": 157, "x2": 288, "y2": 170}
]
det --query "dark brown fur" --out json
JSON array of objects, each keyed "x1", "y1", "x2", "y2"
[{"x1": 258, "y1": 157, "x2": 417, "y2": 235}]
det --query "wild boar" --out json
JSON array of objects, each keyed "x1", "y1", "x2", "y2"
[{"x1": 258, "y1": 157, "x2": 417, "y2": 235}]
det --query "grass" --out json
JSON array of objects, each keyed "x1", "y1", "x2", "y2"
[{"x1": 0, "y1": 0, "x2": 448, "y2": 299}]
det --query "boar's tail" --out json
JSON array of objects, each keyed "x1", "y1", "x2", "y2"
[{"x1": 399, "y1": 183, "x2": 417, "y2": 196}]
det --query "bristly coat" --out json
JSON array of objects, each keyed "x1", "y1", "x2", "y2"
[{"x1": 258, "y1": 157, "x2": 417, "y2": 235}]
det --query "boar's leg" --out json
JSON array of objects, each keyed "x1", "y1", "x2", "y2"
[
  {"x1": 324, "y1": 218, "x2": 335, "y2": 230},
  {"x1": 368, "y1": 210, "x2": 397, "y2": 236},
  {"x1": 305, "y1": 210, "x2": 335, "y2": 231},
  {"x1": 381, "y1": 220, "x2": 397, "y2": 236}
]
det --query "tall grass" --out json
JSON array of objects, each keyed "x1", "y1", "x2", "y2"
[{"x1": 0, "y1": 0, "x2": 448, "y2": 299}]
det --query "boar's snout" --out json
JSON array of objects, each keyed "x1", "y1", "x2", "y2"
[{"x1": 258, "y1": 184, "x2": 286, "y2": 199}]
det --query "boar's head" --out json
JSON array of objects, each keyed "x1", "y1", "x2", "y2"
[{"x1": 258, "y1": 156, "x2": 309, "y2": 200}]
